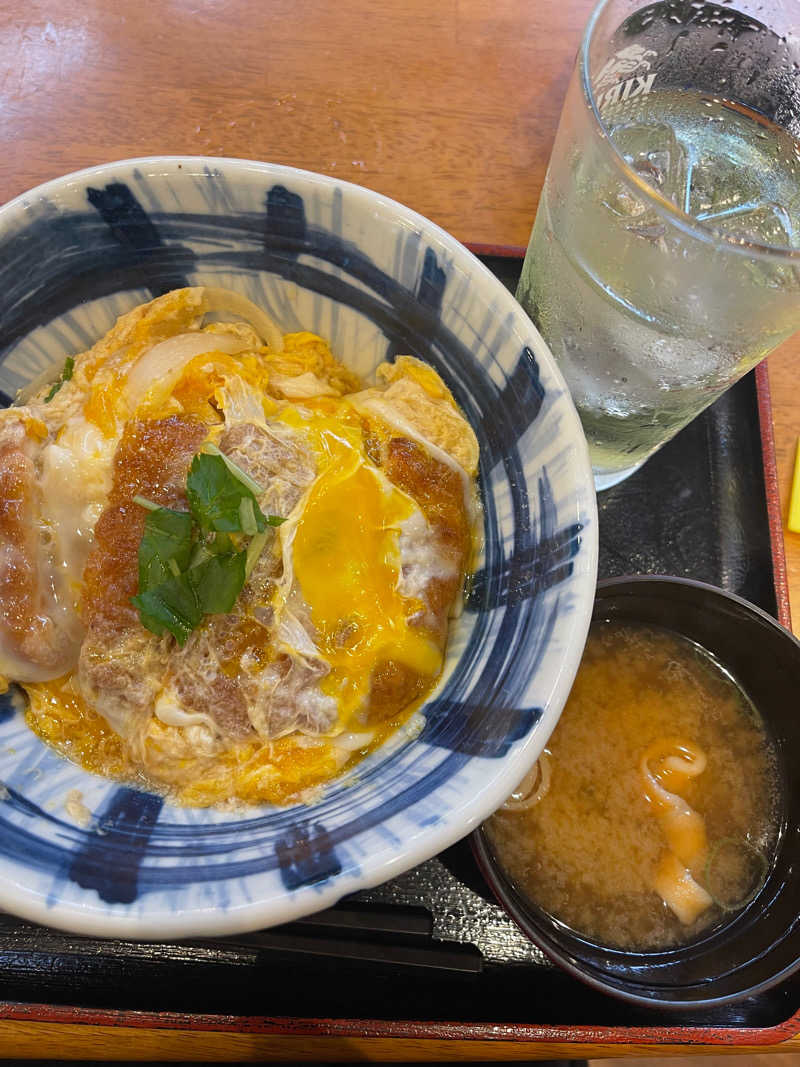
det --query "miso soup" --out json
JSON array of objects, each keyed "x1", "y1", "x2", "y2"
[{"x1": 486, "y1": 622, "x2": 780, "y2": 951}]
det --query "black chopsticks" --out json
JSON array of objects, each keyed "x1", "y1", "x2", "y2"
[{"x1": 0, "y1": 901, "x2": 484, "y2": 975}]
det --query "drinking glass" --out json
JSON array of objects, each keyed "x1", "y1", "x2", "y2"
[{"x1": 517, "y1": 0, "x2": 800, "y2": 490}]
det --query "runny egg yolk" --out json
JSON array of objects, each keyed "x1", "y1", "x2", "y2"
[{"x1": 290, "y1": 418, "x2": 442, "y2": 725}]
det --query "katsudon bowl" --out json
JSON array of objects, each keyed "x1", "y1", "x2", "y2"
[{"x1": 0, "y1": 158, "x2": 597, "y2": 938}]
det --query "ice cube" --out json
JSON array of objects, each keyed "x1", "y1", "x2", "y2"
[
  {"x1": 701, "y1": 201, "x2": 794, "y2": 248},
  {"x1": 601, "y1": 183, "x2": 646, "y2": 219},
  {"x1": 602, "y1": 120, "x2": 690, "y2": 241},
  {"x1": 686, "y1": 149, "x2": 762, "y2": 222},
  {"x1": 612, "y1": 121, "x2": 690, "y2": 210}
]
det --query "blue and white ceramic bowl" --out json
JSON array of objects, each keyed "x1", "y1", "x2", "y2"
[{"x1": 0, "y1": 158, "x2": 597, "y2": 938}]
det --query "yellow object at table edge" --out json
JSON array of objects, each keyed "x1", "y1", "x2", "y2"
[{"x1": 788, "y1": 437, "x2": 800, "y2": 533}]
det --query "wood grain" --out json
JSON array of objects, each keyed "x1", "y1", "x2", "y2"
[
  {"x1": 3, "y1": 0, "x2": 798, "y2": 632},
  {"x1": 0, "y1": 1019, "x2": 798, "y2": 1061},
  {"x1": 1, "y1": 0, "x2": 800, "y2": 1058},
  {"x1": 0, "y1": 0, "x2": 591, "y2": 247},
  {"x1": 596, "y1": 1056, "x2": 800, "y2": 1067}
]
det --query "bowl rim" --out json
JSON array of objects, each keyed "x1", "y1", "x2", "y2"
[
  {"x1": 473, "y1": 573, "x2": 800, "y2": 1009},
  {"x1": 594, "y1": 573, "x2": 800, "y2": 640},
  {"x1": 0, "y1": 156, "x2": 599, "y2": 938}
]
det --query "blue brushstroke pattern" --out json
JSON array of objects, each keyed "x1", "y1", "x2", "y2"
[
  {"x1": 419, "y1": 700, "x2": 540, "y2": 758},
  {"x1": 265, "y1": 185, "x2": 307, "y2": 243},
  {"x1": 0, "y1": 691, "x2": 15, "y2": 725},
  {"x1": 275, "y1": 822, "x2": 343, "y2": 891},
  {"x1": 86, "y1": 183, "x2": 192, "y2": 295},
  {"x1": 0, "y1": 169, "x2": 590, "y2": 908},
  {"x1": 68, "y1": 789, "x2": 164, "y2": 904}
]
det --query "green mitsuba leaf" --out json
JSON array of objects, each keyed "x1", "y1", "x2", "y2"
[
  {"x1": 137, "y1": 507, "x2": 194, "y2": 592},
  {"x1": 189, "y1": 551, "x2": 247, "y2": 615},
  {"x1": 132, "y1": 448, "x2": 285, "y2": 643},
  {"x1": 186, "y1": 453, "x2": 268, "y2": 534},
  {"x1": 132, "y1": 551, "x2": 246, "y2": 645},
  {"x1": 132, "y1": 574, "x2": 203, "y2": 646}
]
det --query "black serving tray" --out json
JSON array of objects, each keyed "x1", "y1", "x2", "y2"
[{"x1": 1, "y1": 253, "x2": 795, "y2": 1045}]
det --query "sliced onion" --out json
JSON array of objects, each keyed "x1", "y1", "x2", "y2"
[
  {"x1": 18, "y1": 364, "x2": 69, "y2": 404},
  {"x1": 334, "y1": 730, "x2": 376, "y2": 752},
  {"x1": 124, "y1": 331, "x2": 246, "y2": 409},
  {"x1": 269, "y1": 371, "x2": 337, "y2": 399},
  {"x1": 200, "y1": 287, "x2": 284, "y2": 352},
  {"x1": 275, "y1": 607, "x2": 320, "y2": 660},
  {"x1": 154, "y1": 692, "x2": 216, "y2": 731}
]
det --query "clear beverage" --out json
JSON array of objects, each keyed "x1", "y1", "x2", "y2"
[
  {"x1": 517, "y1": 1, "x2": 800, "y2": 490},
  {"x1": 519, "y1": 90, "x2": 800, "y2": 483}
]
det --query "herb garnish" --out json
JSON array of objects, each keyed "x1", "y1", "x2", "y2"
[
  {"x1": 131, "y1": 447, "x2": 285, "y2": 645},
  {"x1": 44, "y1": 356, "x2": 75, "y2": 402},
  {"x1": 187, "y1": 453, "x2": 269, "y2": 534},
  {"x1": 137, "y1": 507, "x2": 194, "y2": 591}
]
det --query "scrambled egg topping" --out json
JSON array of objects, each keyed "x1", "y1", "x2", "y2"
[{"x1": 0, "y1": 288, "x2": 478, "y2": 807}]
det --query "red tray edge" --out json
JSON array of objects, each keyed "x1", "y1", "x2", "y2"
[
  {"x1": 754, "y1": 361, "x2": 792, "y2": 631},
  {"x1": 5, "y1": 246, "x2": 795, "y2": 1049},
  {"x1": 467, "y1": 241, "x2": 529, "y2": 259},
  {"x1": 0, "y1": 1001, "x2": 798, "y2": 1047}
]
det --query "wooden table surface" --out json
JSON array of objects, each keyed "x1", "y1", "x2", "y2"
[{"x1": 1, "y1": 0, "x2": 799, "y2": 1058}]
